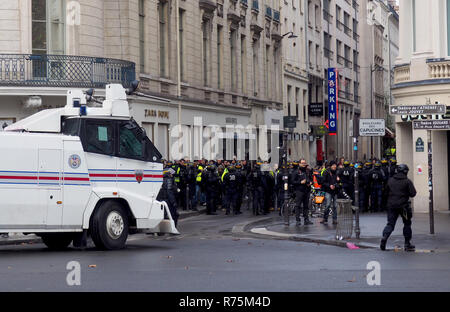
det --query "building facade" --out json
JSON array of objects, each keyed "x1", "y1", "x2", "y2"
[
  {"x1": 0, "y1": 0, "x2": 284, "y2": 162},
  {"x1": 393, "y1": 0, "x2": 450, "y2": 212},
  {"x1": 280, "y1": 0, "x2": 310, "y2": 163}
]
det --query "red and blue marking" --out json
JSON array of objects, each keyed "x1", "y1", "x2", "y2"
[{"x1": 0, "y1": 169, "x2": 163, "y2": 186}]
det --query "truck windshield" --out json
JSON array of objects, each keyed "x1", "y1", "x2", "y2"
[{"x1": 62, "y1": 118, "x2": 80, "y2": 136}]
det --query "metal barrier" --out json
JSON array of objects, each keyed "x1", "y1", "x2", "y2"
[
  {"x1": 335, "y1": 199, "x2": 353, "y2": 240},
  {"x1": 0, "y1": 54, "x2": 136, "y2": 88}
]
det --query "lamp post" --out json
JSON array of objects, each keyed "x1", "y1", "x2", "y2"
[{"x1": 280, "y1": 31, "x2": 297, "y2": 226}]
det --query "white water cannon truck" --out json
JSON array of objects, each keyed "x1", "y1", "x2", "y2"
[{"x1": 0, "y1": 83, "x2": 179, "y2": 250}]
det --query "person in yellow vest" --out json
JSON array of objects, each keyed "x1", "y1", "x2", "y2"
[{"x1": 195, "y1": 161, "x2": 205, "y2": 208}]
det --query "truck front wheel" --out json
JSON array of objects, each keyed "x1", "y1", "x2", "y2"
[
  {"x1": 41, "y1": 233, "x2": 73, "y2": 250},
  {"x1": 90, "y1": 201, "x2": 129, "y2": 250}
]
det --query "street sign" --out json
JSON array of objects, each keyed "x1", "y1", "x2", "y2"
[
  {"x1": 327, "y1": 68, "x2": 338, "y2": 134},
  {"x1": 359, "y1": 119, "x2": 385, "y2": 136},
  {"x1": 413, "y1": 120, "x2": 450, "y2": 130},
  {"x1": 308, "y1": 103, "x2": 323, "y2": 116},
  {"x1": 390, "y1": 105, "x2": 446, "y2": 115},
  {"x1": 283, "y1": 116, "x2": 297, "y2": 129}
]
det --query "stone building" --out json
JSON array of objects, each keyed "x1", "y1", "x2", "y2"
[
  {"x1": 322, "y1": 0, "x2": 361, "y2": 161},
  {"x1": 280, "y1": 0, "x2": 310, "y2": 163},
  {"x1": 393, "y1": 0, "x2": 449, "y2": 212},
  {"x1": 0, "y1": 0, "x2": 284, "y2": 162}
]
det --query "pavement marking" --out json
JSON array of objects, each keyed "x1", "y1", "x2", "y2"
[{"x1": 250, "y1": 227, "x2": 292, "y2": 238}]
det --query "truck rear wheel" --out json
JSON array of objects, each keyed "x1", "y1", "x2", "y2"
[
  {"x1": 90, "y1": 201, "x2": 129, "y2": 250},
  {"x1": 41, "y1": 233, "x2": 73, "y2": 250}
]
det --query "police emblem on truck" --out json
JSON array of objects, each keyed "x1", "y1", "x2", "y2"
[
  {"x1": 135, "y1": 170, "x2": 144, "y2": 183},
  {"x1": 68, "y1": 154, "x2": 81, "y2": 169}
]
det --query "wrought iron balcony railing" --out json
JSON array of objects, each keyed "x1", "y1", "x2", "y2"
[
  {"x1": 323, "y1": 9, "x2": 333, "y2": 23},
  {"x1": 0, "y1": 54, "x2": 136, "y2": 88},
  {"x1": 324, "y1": 47, "x2": 334, "y2": 59}
]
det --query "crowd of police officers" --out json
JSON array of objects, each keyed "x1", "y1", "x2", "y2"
[{"x1": 157, "y1": 156, "x2": 400, "y2": 228}]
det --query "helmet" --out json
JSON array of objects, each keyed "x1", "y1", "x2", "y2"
[
  {"x1": 381, "y1": 159, "x2": 388, "y2": 164},
  {"x1": 375, "y1": 162, "x2": 382, "y2": 167},
  {"x1": 397, "y1": 164, "x2": 409, "y2": 174},
  {"x1": 344, "y1": 160, "x2": 350, "y2": 166},
  {"x1": 390, "y1": 158, "x2": 397, "y2": 164},
  {"x1": 235, "y1": 163, "x2": 242, "y2": 169}
]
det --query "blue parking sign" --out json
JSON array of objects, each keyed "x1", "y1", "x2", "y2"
[{"x1": 327, "y1": 68, "x2": 338, "y2": 134}]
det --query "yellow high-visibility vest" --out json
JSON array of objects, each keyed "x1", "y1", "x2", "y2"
[
  {"x1": 174, "y1": 166, "x2": 180, "y2": 183},
  {"x1": 221, "y1": 168, "x2": 229, "y2": 182},
  {"x1": 196, "y1": 165, "x2": 203, "y2": 182}
]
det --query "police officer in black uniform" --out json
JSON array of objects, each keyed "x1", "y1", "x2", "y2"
[
  {"x1": 380, "y1": 164, "x2": 417, "y2": 251},
  {"x1": 202, "y1": 165, "x2": 220, "y2": 215},
  {"x1": 337, "y1": 160, "x2": 355, "y2": 204},
  {"x1": 369, "y1": 161, "x2": 385, "y2": 212},
  {"x1": 290, "y1": 159, "x2": 313, "y2": 226},
  {"x1": 223, "y1": 165, "x2": 240, "y2": 215},
  {"x1": 157, "y1": 167, "x2": 179, "y2": 227},
  {"x1": 185, "y1": 162, "x2": 197, "y2": 211},
  {"x1": 248, "y1": 163, "x2": 265, "y2": 215}
]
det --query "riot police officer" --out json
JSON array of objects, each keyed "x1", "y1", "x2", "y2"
[
  {"x1": 360, "y1": 162, "x2": 373, "y2": 212},
  {"x1": 202, "y1": 165, "x2": 220, "y2": 215},
  {"x1": 185, "y1": 162, "x2": 197, "y2": 211},
  {"x1": 157, "y1": 167, "x2": 179, "y2": 227},
  {"x1": 369, "y1": 161, "x2": 385, "y2": 212},
  {"x1": 222, "y1": 165, "x2": 240, "y2": 215},
  {"x1": 290, "y1": 159, "x2": 313, "y2": 226},
  {"x1": 337, "y1": 160, "x2": 355, "y2": 204},
  {"x1": 248, "y1": 163, "x2": 265, "y2": 215},
  {"x1": 388, "y1": 158, "x2": 398, "y2": 177},
  {"x1": 235, "y1": 163, "x2": 245, "y2": 214},
  {"x1": 380, "y1": 164, "x2": 417, "y2": 251}
]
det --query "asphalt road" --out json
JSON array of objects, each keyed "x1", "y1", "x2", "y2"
[{"x1": 0, "y1": 210, "x2": 449, "y2": 292}]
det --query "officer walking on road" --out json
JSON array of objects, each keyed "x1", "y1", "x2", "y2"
[{"x1": 380, "y1": 164, "x2": 417, "y2": 251}]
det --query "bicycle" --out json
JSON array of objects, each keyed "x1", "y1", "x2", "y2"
[{"x1": 280, "y1": 194, "x2": 296, "y2": 225}]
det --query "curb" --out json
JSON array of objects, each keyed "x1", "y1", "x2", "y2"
[
  {"x1": 231, "y1": 216, "x2": 278, "y2": 236},
  {"x1": 178, "y1": 207, "x2": 207, "y2": 220},
  {"x1": 232, "y1": 217, "x2": 378, "y2": 249}
]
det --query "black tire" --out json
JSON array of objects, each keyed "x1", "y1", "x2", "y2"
[
  {"x1": 90, "y1": 201, "x2": 129, "y2": 250},
  {"x1": 41, "y1": 233, "x2": 73, "y2": 250}
]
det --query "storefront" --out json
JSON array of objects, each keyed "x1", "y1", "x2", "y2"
[{"x1": 130, "y1": 97, "x2": 252, "y2": 161}]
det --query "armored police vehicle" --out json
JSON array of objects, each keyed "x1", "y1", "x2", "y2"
[{"x1": 0, "y1": 84, "x2": 178, "y2": 250}]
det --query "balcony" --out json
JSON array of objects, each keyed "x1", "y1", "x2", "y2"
[
  {"x1": 343, "y1": 23, "x2": 352, "y2": 37},
  {"x1": 337, "y1": 54, "x2": 345, "y2": 65},
  {"x1": 336, "y1": 20, "x2": 344, "y2": 31},
  {"x1": 324, "y1": 47, "x2": 334, "y2": 59},
  {"x1": 393, "y1": 63, "x2": 410, "y2": 84},
  {"x1": 353, "y1": 32, "x2": 360, "y2": 42},
  {"x1": 323, "y1": 9, "x2": 333, "y2": 23},
  {"x1": 338, "y1": 90, "x2": 353, "y2": 101},
  {"x1": 354, "y1": 63, "x2": 360, "y2": 73},
  {"x1": 352, "y1": 0, "x2": 359, "y2": 11},
  {"x1": 344, "y1": 58, "x2": 353, "y2": 69},
  {"x1": 0, "y1": 54, "x2": 136, "y2": 88}
]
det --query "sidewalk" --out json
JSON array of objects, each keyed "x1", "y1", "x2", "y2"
[
  {"x1": 246, "y1": 211, "x2": 450, "y2": 252},
  {"x1": 0, "y1": 207, "x2": 206, "y2": 246}
]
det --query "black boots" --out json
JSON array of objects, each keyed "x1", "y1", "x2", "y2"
[
  {"x1": 404, "y1": 241, "x2": 415, "y2": 252},
  {"x1": 380, "y1": 237, "x2": 387, "y2": 251}
]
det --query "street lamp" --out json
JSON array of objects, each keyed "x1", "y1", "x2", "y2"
[
  {"x1": 282, "y1": 31, "x2": 298, "y2": 39},
  {"x1": 280, "y1": 31, "x2": 297, "y2": 226}
]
